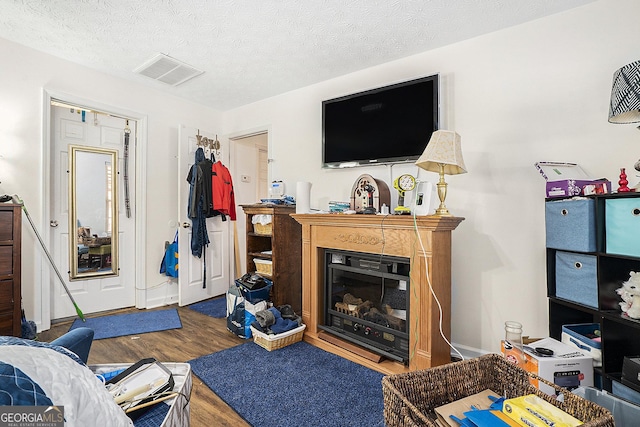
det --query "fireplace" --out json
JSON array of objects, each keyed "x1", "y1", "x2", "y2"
[
  {"x1": 320, "y1": 249, "x2": 410, "y2": 364},
  {"x1": 292, "y1": 213, "x2": 463, "y2": 374}
]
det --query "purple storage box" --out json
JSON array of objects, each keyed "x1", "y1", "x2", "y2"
[{"x1": 535, "y1": 162, "x2": 610, "y2": 198}]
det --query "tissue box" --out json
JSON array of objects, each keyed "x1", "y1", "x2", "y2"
[
  {"x1": 518, "y1": 337, "x2": 594, "y2": 396},
  {"x1": 535, "y1": 162, "x2": 610, "y2": 198}
]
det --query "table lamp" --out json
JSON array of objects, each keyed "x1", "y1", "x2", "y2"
[
  {"x1": 609, "y1": 60, "x2": 640, "y2": 188},
  {"x1": 415, "y1": 130, "x2": 467, "y2": 216},
  {"x1": 609, "y1": 59, "x2": 640, "y2": 125}
]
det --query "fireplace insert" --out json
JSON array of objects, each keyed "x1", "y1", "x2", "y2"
[{"x1": 320, "y1": 249, "x2": 410, "y2": 364}]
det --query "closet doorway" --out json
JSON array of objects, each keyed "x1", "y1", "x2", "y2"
[
  {"x1": 44, "y1": 93, "x2": 145, "y2": 324},
  {"x1": 230, "y1": 131, "x2": 269, "y2": 275}
]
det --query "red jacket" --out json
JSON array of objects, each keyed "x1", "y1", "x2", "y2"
[{"x1": 211, "y1": 161, "x2": 237, "y2": 220}]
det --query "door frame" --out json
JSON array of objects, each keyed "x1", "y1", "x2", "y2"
[
  {"x1": 228, "y1": 125, "x2": 271, "y2": 277},
  {"x1": 41, "y1": 89, "x2": 148, "y2": 330}
]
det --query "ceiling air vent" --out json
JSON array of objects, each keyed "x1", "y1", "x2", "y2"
[{"x1": 134, "y1": 53, "x2": 203, "y2": 86}]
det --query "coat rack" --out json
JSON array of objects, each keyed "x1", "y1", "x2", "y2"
[{"x1": 196, "y1": 129, "x2": 220, "y2": 156}]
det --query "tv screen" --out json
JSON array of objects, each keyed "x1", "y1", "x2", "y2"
[{"x1": 322, "y1": 74, "x2": 439, "y2": 168}]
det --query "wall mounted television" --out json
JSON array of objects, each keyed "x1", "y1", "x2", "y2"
[{"x1": 322, "y1": 74, "x2": 439, "y2": 168}]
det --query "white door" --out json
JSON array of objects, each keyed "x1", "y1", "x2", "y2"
[
  {"x1": 50, "y1": 105, "x2": 136, "y2": 318},
  {"x1": 178, "y1": 125, "x2": 230, "y2": 305}
]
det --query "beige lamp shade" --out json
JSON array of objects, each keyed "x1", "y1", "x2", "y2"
[{"x1": 415, "y1": 130, "x2": 467, "y2": 175}]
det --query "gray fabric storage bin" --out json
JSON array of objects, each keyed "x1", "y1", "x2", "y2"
[
  {"x1": 556, "y1": 251, "x2": 598, "y2": 308},
  {"x1": 546, "y1": 198, "x2": 596, "y2": 252}
]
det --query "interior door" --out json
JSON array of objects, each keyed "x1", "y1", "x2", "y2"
[
  {"x1": 178, "y1": 125, "x2": 230, "y2": 305},
  {"x1": 50, "y1": 104, "x2": 136, "y2": 318}
]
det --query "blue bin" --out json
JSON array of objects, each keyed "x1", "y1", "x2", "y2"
[
  {"x1": 545, "y1": 198, "x2": 596, "y2": 252},
  {"x1": 555, "y1": 251, "x2": 598, "y2": 308},
  {"x1": 235, "y1": 278, "x2": 273, "y2": 303},
  {"x1": 561, "y1": 323, "x2": 602, "y2": 366},
  {"x1": 606, "y1": 198, "x2": 640, "y2": 257}
]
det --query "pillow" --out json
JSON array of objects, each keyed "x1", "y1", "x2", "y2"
[{"x1": 0, "y1": 344, "x2": 133, "y2": 427}]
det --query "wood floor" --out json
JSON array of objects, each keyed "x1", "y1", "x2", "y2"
[{"x1": 37, "y1": 303, "x2": 250, "y2": 427}]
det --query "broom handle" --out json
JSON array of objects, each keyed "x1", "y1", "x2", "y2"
[{"x1": 12, "y1": 195, "x2": 86, "y2": 321}]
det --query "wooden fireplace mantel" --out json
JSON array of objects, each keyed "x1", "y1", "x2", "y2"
[{"x1": 292, "y1": 213, "x2": 464, "y2": 375}]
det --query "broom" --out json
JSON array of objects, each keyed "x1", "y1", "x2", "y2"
[{"x1": 12, "y1": 195, "x2": 86, "y2": 321}]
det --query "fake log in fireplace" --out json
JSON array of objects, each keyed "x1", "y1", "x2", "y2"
[{"x1": 320, "y1": 249, "x2": 410, "y2": 364}]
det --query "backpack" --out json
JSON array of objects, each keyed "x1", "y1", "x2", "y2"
[{"x1": 160, "y1": 231, "x2": 179, "y2": 278}]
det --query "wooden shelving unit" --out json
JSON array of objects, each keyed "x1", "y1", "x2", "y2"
[{"x1": 240, "y1": 204, "x2": 302, "y2": 314}]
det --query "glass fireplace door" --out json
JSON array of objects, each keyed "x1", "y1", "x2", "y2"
[{"x1": 321, "y1": 249, "x2": 411, "y2": 364}]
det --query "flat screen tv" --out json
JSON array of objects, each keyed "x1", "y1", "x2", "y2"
[{"x1": 322, "y1": 74, "x2": 439, "y2": 168}]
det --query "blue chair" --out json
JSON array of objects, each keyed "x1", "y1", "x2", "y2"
[{"x1": 50, "y1": 327, "x2": 95, "y2": 364}]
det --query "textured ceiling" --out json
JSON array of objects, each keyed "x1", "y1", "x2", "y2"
[{"x1": 0, "y1": 0, "x2": 596, "y2": 111}]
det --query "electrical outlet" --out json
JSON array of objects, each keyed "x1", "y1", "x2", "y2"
[{"x1": 241, "y1": 175, "x2": 251, "y2": 183}]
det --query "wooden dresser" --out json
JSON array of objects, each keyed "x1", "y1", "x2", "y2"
[{"x1": 0, "y1": 203, "x2": 22, "y2": 337}]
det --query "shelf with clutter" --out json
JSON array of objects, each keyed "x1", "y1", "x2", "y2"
[{"x1": 545, "y1": 190, "x2": 640, "y2": 402}]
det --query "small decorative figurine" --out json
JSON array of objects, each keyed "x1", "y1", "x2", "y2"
[{"x1": 618, "y1": 167, "x2": 631, "y2": 193}]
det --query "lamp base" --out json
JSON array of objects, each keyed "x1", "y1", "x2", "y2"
[
  {"x1": 433, "y1": 165, "x2": 452, "y2": 216},
  {"x1": 434, "y1": 206, "x2": 452, "y2": 216}
]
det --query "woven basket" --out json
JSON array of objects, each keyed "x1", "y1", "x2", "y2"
[
  {"x1": 250, "y1": 324, "x2": 305, "y2": 351},
  {"x1": 253, "y1": 222, "x2": 272, "y2": 235},
  {"x1": 254, "y1": 258, "x2": 272, "y2": 276},
  {"x1": 382, "y1": 353, "x2": 614, "y2": 427}
]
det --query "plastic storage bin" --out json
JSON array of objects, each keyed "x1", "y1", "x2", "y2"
[
  {"x1": 545, "y1": 198, "x2": 596, "y2": 252},
  {"x1": 235, "y1": 277, "x2": 273, "y2": 303},
  {"x1": 556, "y1": 251, "x2": 598, "y2": 309},
  {"x1": 561, "y1": 323, "x2": 602, "y2": 367},
  {"x1": 574, "y1": 386, "x2": 640, "y2": 427},
  {"x1": 605, "y1": 197, "x2": 640, "y2": 257},
  {"x1": 612, "y1": 380, "x2": 640, "y2": 406}
]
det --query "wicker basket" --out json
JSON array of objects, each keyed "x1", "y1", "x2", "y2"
[
  {"x1": 250, "y1": 324, "x2": 306, "y2": 351},
  {"x1": 382, "y1": 353, "x2": 614, "y2": 427},
  {"x1": 253, "y1": 222, "x2": 272, "y2": 235},
  {"x1": 254, "y1": 258, "x2": 272, "y2": 276}
]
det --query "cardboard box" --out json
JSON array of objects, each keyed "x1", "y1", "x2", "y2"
[
  {"x1": 535, "y1": 162, "x2": 610, "y2": 198},
  {"x1": 501, "y1": 337, "x2": 593, "y2": 396}
]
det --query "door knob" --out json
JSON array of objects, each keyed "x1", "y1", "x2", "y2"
[
  {"x1": 50, "y1": 220, "x2": 59, "y2": 227},
  {"x1": 182, "y1": 222, "x2": 191, "y2": 228}
]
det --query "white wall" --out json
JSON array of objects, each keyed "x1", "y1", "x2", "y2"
[
  {"x1": 0, "y1": 37, "x2": 223, "y2": 328},
  {"x1": 223, "y1": 0, "x2": 640, "y2": 355}
]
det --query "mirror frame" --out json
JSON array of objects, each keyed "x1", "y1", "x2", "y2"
[{"x1": 69, "y1": 144, "x2": 119, "y2": 279}]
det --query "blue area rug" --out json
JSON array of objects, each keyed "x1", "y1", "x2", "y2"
[
  {"x1": 69, "y1": 309, "x2": 182, "y2": 340},
  {"x1": 186, "y1": 296, "x2": 227, "y2": 318},
  {"x1": 188, "y1": 341, "x2": 385, "y2": 427}
]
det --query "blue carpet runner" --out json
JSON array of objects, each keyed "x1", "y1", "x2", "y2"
[{"x1": 69, "y1": 308, "x2": 182, "y2": 340}]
